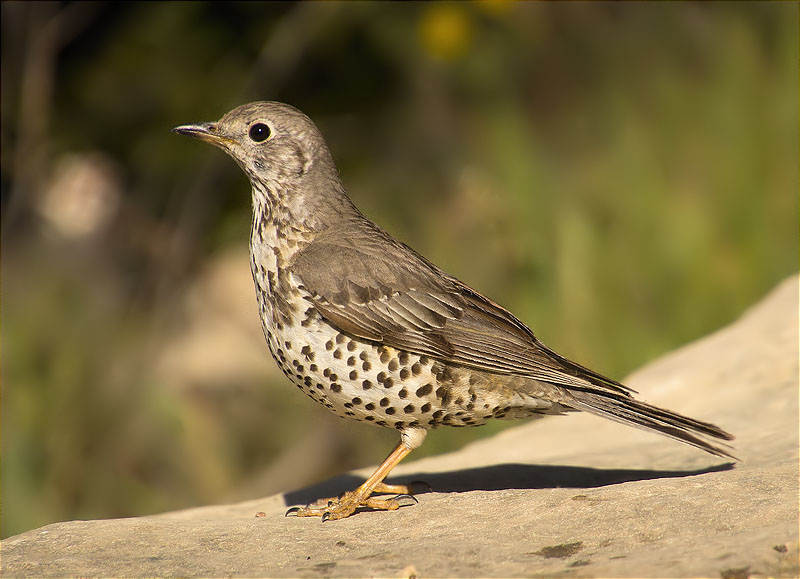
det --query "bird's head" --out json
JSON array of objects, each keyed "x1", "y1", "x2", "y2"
[{"x1": 174, "y1": 101, "x2": 344, "y2": 221}]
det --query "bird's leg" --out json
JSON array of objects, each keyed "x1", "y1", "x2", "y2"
[
  {"x1": 286, "y1": 441, "x2": 413, "y2": 521},
  {"x1": 286, "y1": 429, "x2": 427, "y2": 521}
]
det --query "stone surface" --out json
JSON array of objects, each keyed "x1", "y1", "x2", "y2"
[{"x1": 2, "y1": 276, "x2": 798, "y2": 578}]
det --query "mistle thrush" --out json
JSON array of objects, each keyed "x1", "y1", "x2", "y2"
[{"x1": 174, "y1": 102, "x2": 734, "y2": 521}]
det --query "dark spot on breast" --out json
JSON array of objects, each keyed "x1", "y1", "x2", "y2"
[
  {"x1": 398, "y1": 352, "x2": 410, "y2": 365},
  {"x1": 284, "y1": 341, "x2": 292, "y2": 350},
  {"x1": 362, "y1": 361, "x2": 372, "y2": 371},
  {"x1": 431, "y1": 361, "x2": 453, "y2": 382},
  {"x1": 349, "y1": 370, "x2": 358, "y2": 380},
  {"x1": 379, "y1": 349, "x2": 391, "y2": 363},
  {"x1": 403, "y1": 404, "x2": 415, "y2": 414},
  {"x1": 398, "y1": 389, "x2": 408, "y2": 399},
  {"x1": 388, "y1": 359, "x2": 399, "y2": 372},
  {"x1": 330, "y1": 383, "x2": 341, "y2": 393},
  {"x1": 359, "y1": 351, "x2": 369, "y2": 361},
  {"x1": 309, "y1": 364, "x2": 318, "y2": 372},
  {"x1": 333, "y1": 349, "x2": 342, "y2": 360},
  {"x1": 325, "y1": 340, "x2": 334, "y2": 351},
  {"x1": 385, "y1": 407, "x2": 396, "y2": 415},
  {"x1": 399, "y1": 368, "x2": 410, "y2": 380},
  {"x1": 383, "y1": 377, "x2": 394, "y2": 388},
  {"x1": 352, "y1": 397, "x2": 362, "y2": 405},
  {"x1": 365, "y1": 415, "x2": 374, "y2": 421},
  {"x1": 376, "y1": 371, "x2": 387, "y2": 384},
  {"x1": 411, "y1": 363, "x2": 422, "y2": 376},
  {"x1": 421, "y1": 403, "x2": 431, "y2": 413},
  {"x1": 329, "y1": 373, "x2": 338, "y2": 382},
  {"x1": 346, "y1": 341, "x2": 357, "y2": 352},
  {"x1": 347, "y1": 356, "x2": 356, "y2": 366},
  {"x1": 362, "y1": 380, "x2": 372, "y2": 390},
  {"x1": 365, "y1": 402, "x2": 375, "y2": 410},
  {"x1": 375, "y1": 420, "x2": 387, "y2": 427},
  {"x1": 379, "y1": 397, "x2": 390, "y2": 407},
  {"x1": 416, "y1": 384, "x2": 433, "y2": 397},
  {"x1": 336, "y1": 333, "x2": 347, "y2": 344}
]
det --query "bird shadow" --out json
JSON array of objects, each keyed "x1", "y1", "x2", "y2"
[{"x1": 283, "y1": 461, "x2": 735, "y2": 506}]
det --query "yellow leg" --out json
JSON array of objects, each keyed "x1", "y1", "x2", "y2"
[{"x1": 286, "y1": 440, "x2": 418, "y2": 521}]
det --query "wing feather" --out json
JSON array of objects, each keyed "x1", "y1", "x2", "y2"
[{"x1": 290, "y1": 230, "x2": 632, "y2": 396}]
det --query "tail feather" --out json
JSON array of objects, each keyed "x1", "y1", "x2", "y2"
[{"x1": 567, "y1": 388, "x2": 736, "y2": 459}]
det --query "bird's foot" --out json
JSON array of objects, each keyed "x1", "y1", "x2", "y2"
[
  {"x1": 373, "y1": 480, "x2": 431, "y2": 495},
  {"x1": 285, "y1": 481, "x2": 428, "y2": 521}
]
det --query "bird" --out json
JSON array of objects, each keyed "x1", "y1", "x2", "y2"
[{"x1": 173, "y1": 102, "x2": 734, "y2": 521}]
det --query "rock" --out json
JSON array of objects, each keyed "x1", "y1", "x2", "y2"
[{"x1": 2, "y1": 276, "x2": 797, "y2": 578}]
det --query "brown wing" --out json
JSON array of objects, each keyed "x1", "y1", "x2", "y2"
[{"x1": 290, "y1": 222, "x2": 633, "y2": 396}]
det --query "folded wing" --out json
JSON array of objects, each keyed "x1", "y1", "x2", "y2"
[{"x1": 290, "y1": 224, "x2": 633, "y2": 396}]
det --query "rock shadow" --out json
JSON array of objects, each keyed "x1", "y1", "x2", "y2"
[{"x1": 283, "y1": 461, "x2": 734, "y2": 506}]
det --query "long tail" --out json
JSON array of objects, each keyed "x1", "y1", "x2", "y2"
[{"x1": 566, "y1": 387, "x2": 736, "y2": 459}]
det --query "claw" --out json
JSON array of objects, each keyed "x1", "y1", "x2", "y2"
[
  {"x1": 321, "y1": 511, "x2": 332, "y2": 523},
  {"x1": 408, "y1": 480, "x2": 432, "y2": 493},
  {"x1": 394, "y1": 494, "x2": 419, "y2": 507},
  {"x1": 285, "y1": 506, "x2": 302, "y2": 517}
]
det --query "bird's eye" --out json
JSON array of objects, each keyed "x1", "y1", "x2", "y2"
[{"x1": 249, "y1": 123, "x2": 271, "y2": 142}]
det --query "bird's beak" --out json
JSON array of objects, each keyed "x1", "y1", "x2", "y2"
[{"x1": 172, "y1": 122, "x2": 235, "y2": 148}]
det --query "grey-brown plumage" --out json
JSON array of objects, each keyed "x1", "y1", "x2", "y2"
[{"x1": 174, "y1": 102, "x2": 734, "y2": 520}]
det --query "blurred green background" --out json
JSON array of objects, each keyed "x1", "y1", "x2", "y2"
[{"x1": 1, "y1": 1, "x2": 797, "y2": 539}]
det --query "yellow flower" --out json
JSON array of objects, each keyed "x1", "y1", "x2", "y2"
[{"x1": 419, "y1": 4, "x2": 472, "y2": 61}]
